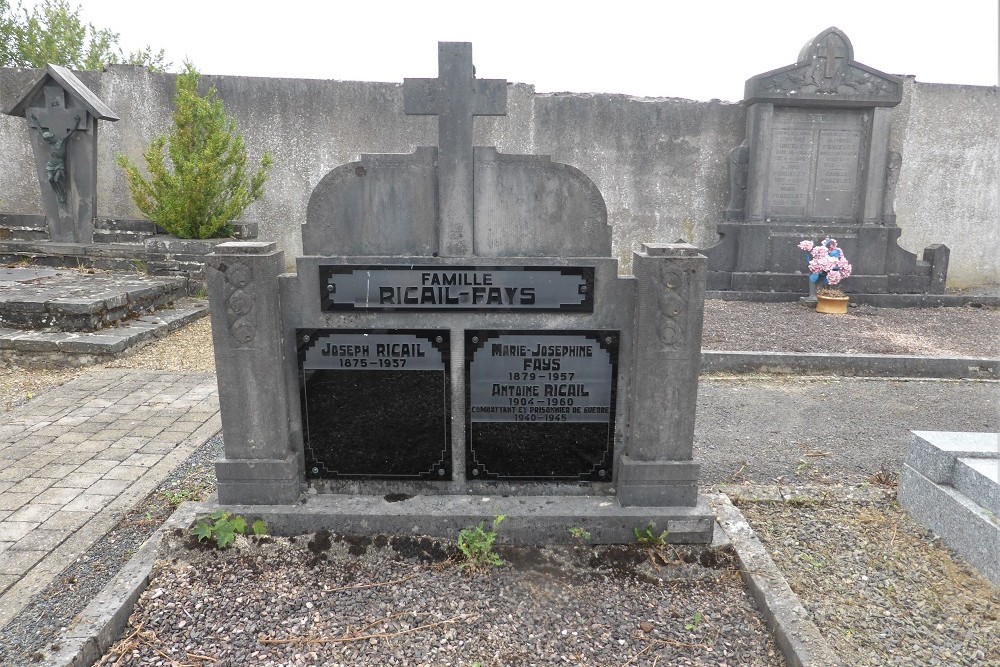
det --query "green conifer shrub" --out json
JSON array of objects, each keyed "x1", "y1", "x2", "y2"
[{"x1": 117, "y1": 63, "x2": 272, "y2": 239}]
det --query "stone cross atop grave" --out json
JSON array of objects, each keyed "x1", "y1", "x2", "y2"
[
  {"x1": 404, "y1": 42, "x2": 507, "y2": 257},
  {"x1": 5, "y1": 63, "x2": 119, "y2": 243}
]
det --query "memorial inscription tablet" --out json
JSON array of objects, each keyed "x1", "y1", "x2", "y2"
[
  {"x1": 465, "y1": 330, "x2": 618, "y2": 480},
  {"x1": 298, "y1": 329, "x2": 451, "y2": 479},
  {"x1": 320, "y1": 265, "x2": 594, "y2": 312},
  {"x1": 765, "y1": 108, "x2": 865, "y2": 220}
]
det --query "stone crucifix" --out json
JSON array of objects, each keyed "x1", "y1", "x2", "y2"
[
  {"x1": 5, "y1": 63, "x2": 119, "y2": 243},
  {"x1": 404, "y1": 42, "x2": 507, "y2": 257}
]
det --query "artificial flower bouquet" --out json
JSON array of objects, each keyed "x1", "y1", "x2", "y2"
[{"x1": 798, "y1": 237, "x2": 853, "y2": 297}]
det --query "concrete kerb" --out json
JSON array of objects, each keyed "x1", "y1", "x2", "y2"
[
  {"x1": 40, "y1": 491, "x2": 837, "y2": 667},
  {"x1": 41, "y1": 502, "x2": 204, "y2": 667},
  {"x1": 702, "y1": 350, "x2": 999, "y2": 379},
  {"x1": 709, "y1": 493, "x2": 843, "y2": 667}
]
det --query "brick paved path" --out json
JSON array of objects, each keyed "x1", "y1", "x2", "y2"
[{"x1": 0, "y1": 370, "x2": 219, "y2": 629}]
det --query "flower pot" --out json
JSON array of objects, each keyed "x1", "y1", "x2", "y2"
[{"x1": 816, "y1": 293, "x2": 849, "y2": 314}]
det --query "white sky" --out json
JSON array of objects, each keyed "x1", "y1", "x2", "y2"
[{"x1": 48, "y1": 1, "x2": 1000, "y2": 102}]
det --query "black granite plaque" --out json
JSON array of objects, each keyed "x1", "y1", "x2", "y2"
[
  {"x1": 465, "y1": 330, "x2": 618, "y2": 481},
  {"x1": 298, "y1": 329, "x2": 450, "y2": 479},
  {"x1": 320, "y1": 265, "x2": 594, "y2": 312},
  {"x1": 765, "y1": 108, "x2": 865, "y2": 221}
]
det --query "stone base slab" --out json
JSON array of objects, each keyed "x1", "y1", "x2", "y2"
[
  {"x1": 898, "y1": 431, "x2": 999, "y2": 586},
  {"x1": 216, "y1": 456, "x2": 302, "y2": 505},
  {"x1": 617, "y1": 457, "x2": 700, "y2": 507},
  {"x1": 207, "y1": 493, "x2": 717, "y2": 544},
  {"x1": 0, "y1": 271, "x2": 187, "y2": 331}
]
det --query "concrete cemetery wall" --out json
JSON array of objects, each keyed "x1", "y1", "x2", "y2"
[
  {"x1": 0, "y1": 66, "x2": 995, "y2": 285},
  {"x1": 890, "y1": 82, "x2": 999, "y2": 288}
]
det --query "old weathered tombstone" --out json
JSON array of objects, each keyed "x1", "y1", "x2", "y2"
[
  {"x1": 706, "y1": 27, "x2": 949, "y2": 296},
  {"x1": 206, "y1": 43, "x2": 713, "y2": 542},
  {"x1": 5, "y1": 64, "x2": 119, "y2": 244}
]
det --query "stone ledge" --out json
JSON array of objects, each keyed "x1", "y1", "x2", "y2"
[
  {"x1": 702, "y1": 350, "x2": 999, "y2": 379},
  {"x1": 207, "y1": 493, "x2": 717, "y2": 545}
]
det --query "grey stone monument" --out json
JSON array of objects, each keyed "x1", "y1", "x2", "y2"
[
  {"x1": 5, "y1": 64, "x2": 119, "y2": 244},
  {"x1": 705, "y1": 27, "x2": 949, "y2": 295},
  {"x1": 207, "y1": 43, "x2": 713, "y2": 543}
]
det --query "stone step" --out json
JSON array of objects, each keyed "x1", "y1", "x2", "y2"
[
  {"x1": 0, "y1": 241, "x2": 203, "y2": 291},
  {"x1": 94, "y1": 217, "x2": 162, "y2": 234},
  {"x1": 0, "y1": 296, "x2": 209, "y2": 367},
  {"x1": 953, "y1": 456, "x2": 1000, "y2": 517},
  {"x1": 0, "y1": 269, "x2": 188, "y2": 331},
  {"x1": 0, "y1": 214, "x2": 48, "y2": 242},
  {"x1": 92, "y1": 229, "x2": 153, "y2": 244}
]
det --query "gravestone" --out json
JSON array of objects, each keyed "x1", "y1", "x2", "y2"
[
  {"x1": 206, "y1": 43, "x2": 713, "y2": 543},
  {"x1": 706, "y1": 27, "x2": 949, "y2": 295},
  {"x1": 5, "y1": 64, "x2": 119, "y2": 244}
]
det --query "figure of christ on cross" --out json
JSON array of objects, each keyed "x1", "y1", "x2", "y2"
[
  {"x1": 27, "y1": 87, "x2": 86, "y2": 205},
  {"x1": 30, "y1": 111, "x2": 80, "y2": 204},
  {"x1": 404, "y1": 42, "x2": 507, "y2": 257}
]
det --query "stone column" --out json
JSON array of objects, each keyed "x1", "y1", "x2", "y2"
[
  {"x1": 619, "y1": 243, "x2": 706, "y2": 507},
  {"x1": 206, "y1": 241, "x2": 301, "y2": 504}
]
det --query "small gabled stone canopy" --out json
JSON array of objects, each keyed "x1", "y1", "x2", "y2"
[
  {"x1": 6, "y1": 63, "x2": 119, "y2": 121},
  {"x1": 744, "y1": 27, "x2": 902, "y2": 107}
]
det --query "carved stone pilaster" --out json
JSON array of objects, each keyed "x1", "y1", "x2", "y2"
[
  {"x1": 206, "y1": 241, "x2": 300, "y2": 504},
  {"x1": 620, "y1": 243, "x2": 706, "y2": 507}
]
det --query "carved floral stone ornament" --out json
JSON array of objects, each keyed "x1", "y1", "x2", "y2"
[
  {"x1": 221, "y1": 261, "x2": 256, "y2": 347},
  {"x1": 656, "y1": 264, "x2": 687, "y2": 348}
]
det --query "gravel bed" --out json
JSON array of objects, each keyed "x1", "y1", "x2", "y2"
[
  {"x1": 0, "y1": 434, "x2": 222, "y2": 666},
  {"x1": 737, "y1": 495, "x2": 999, "y2": 666},
  {"x1": 97, "y1": 533, "x2": 784, "y2": 667},
  {"x1": 702, "y1": 300, "x2": 999, "y2": 357}
]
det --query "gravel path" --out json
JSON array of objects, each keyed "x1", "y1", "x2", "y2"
[
  {"x1": 695, "y1": 376, "x2": 999, "y2": 487},
  {"x1": 97, "y1": 534, "x2": 784, "y2": 667}
]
